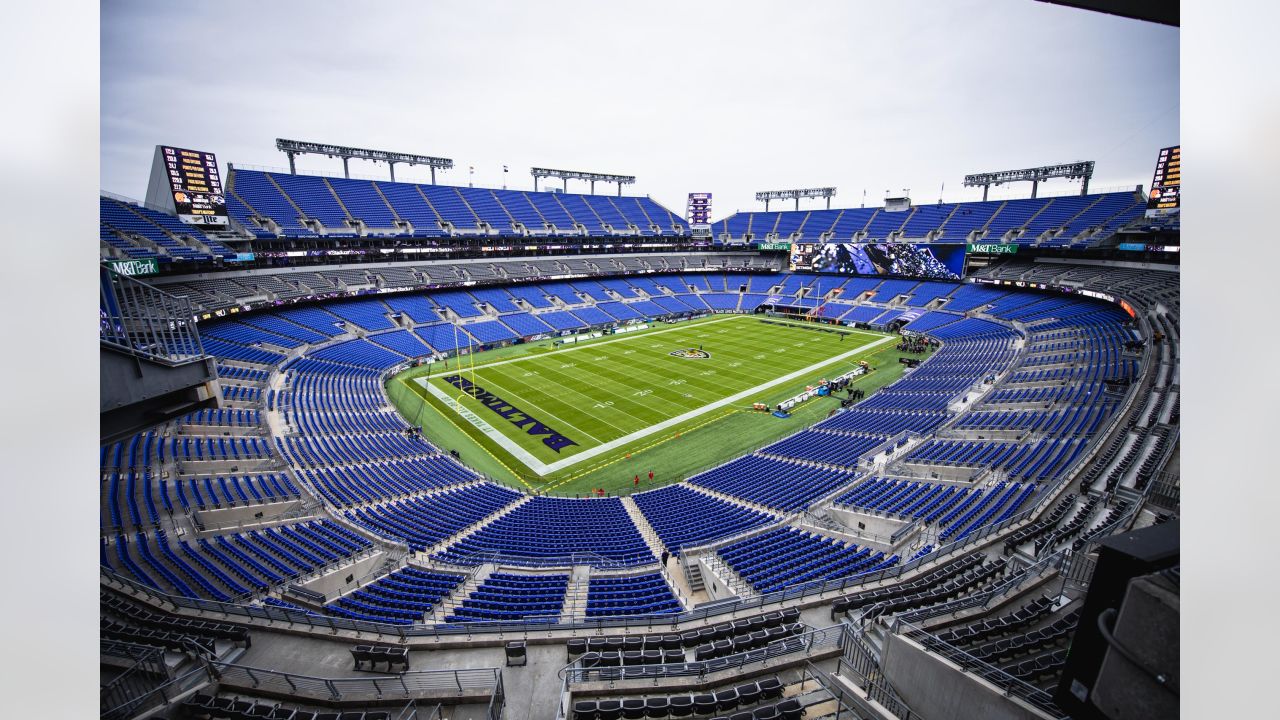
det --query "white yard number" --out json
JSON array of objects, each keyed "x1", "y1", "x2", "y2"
[
  {"x1": 729, "y1": 362, "x2": 742, "y2": 367},
  {"x1": 753, "y1": 353, "x2": 767, "y2": 360},
  {"x1": 593, "y1": 401, "x2": 615, "y2": 409},
  {"x1": 668, "y1": 379, "x2": 686, "y2": 386},
  {"x1": 560, "y1": 363, "x2": 576, "y2": 369},
  {"x1": 633, "y1": 389, "x2": 653, "y2": 397}
]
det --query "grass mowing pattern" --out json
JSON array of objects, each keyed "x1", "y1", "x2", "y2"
[{"x1": 386, "y1": 314, "x2": 926, "y2": 496}]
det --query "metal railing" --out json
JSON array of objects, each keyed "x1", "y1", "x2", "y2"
[
  {"x1": 804, "y1": 659, "x2": 898, "y2": 720},
  {"x1": 559, "y1": 624, "x2": 845, "y2": 685},
  {"x1": 1146, "y1": 472, "x2": 1180, "y2": 511},
  {"x1": 891, "y1": 549, "x2": 1066, "y2": 626},
  {"x1": 837, "y1": 624, "x2": 924, "y2": 720},
  {"x1": 433, "y1": 548, "x2": 637, "y2": 571},
  {"x1": 893, "y1": 620, "x2": 1066, "y2": 718},
  {"x1": 101, "y1": 264, "x2": 207, "y2": 365},
  {"x1": 208, "y1": 660, "x2": 504, "y2": 717},
  {"x1": 100, "y1": 641, "x2": 173, "y2": 720},
  {"x1": 101, "y1": 662, "x2": 208, "y2": 720},
  {"x1": 1061, "y1": 550, "x2": 1098, "y2": 589}
]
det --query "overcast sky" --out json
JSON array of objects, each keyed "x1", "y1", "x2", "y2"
[{"x1": 101, "y1": 0, "x2": 1178, "y2": 219}]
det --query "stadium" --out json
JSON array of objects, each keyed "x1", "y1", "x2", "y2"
[{"x1": 91, "y1": 3, "x2": 1186, "y2": 720}]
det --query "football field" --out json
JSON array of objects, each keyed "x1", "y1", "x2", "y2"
[{"x1": 388, "y1": 314, "x2": 912, "y2": 495}]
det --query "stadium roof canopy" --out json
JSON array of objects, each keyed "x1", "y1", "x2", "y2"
[{"x1": 1037, "y1": 0, "x2": 1178, "y2": 26}]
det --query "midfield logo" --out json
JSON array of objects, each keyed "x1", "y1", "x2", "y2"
[{"x1": 669, "y1": 348, "x2": 711, "y2": 359}]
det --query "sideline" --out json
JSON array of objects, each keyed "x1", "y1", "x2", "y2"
[{"x1": 419, "y1": 333, "x2": 897, "y2": 476}]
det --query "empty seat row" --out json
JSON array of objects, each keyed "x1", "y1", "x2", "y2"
[{"x1": 573, "y1": 677, "x2": 790, "y2": 719}]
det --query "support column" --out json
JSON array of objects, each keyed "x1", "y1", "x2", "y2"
[
  {"x1": 794, "y1": 197, "x2": 800, "y2": 211},
  {"x1": 533, "y1": 176, "x2": 538, "y2": 192},
  {"x1": 430, "y1": 167, "x2": 436, "y2": 185},
  {"x1": 826, "y1": 197, "x2": 831, "y2": 210},
  {"x1": 563, "y1": 178, "x2": 567, "y2": 193},
  {"x1": 982, "y1": 185, "x2": 989, "y2": 202},
  {"x1": 389, "y1": 162, "x2": 397, "y2": 182},
  {"x1": 617, "y1": 183, "x2": 622, "y2": 197},
  {"x1": 1081, "y1": 177, "x2": 1090, "y2": 195},
  {"x1": 764, "y1": 199, "x2": 770, "y2": 211},
  {"x1": 287, "y1": 152, "x2": 297, "y2": 175},
  {"x1": 590, "y1": 180, "x2": 596, "y2": 194},
  {"x1": 342, "y1": 157, "x2": 350, "y2": 179},
  {"x1": 1031, "y1": 180, "x2": 1038, "y2": 198}
]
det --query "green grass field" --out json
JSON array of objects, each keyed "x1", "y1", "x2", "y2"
[{"x1": 385, "y1": 314, "x2": 928, "y2": 496}]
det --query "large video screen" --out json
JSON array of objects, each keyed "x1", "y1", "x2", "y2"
[
  {"x1": 789, "y1": 242, "x2": 966, "y2": 280},
  {"x1": 158, "y1": 146, "x2": 228, "y2": 226},
  {"x1": 1146, "y1": 145, "x2": 1180, "y2": 213}
]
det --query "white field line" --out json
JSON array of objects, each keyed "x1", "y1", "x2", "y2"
[
  {"x1": 512, "y1": 360, "x2": 668, "y2": 427},
  {"x1": 427, "y1": 371, "x2": 607, "y2": 444},
  {"x1": 421, "y1": 333, "x2": 897, "y2": 476},
  {"x1": 483, "y1": 362, "x2": 639, "y2": 436},
  {"x1": 421, "y1": 384, "x2": 549, "y2": 471},
  {"x1": 443, "y1": 314, "x2": 879, "y2": 375},
  {"x1": 451, "y1": 315, "x2": 742, "y2": 373},
  {"x1": 479, "y1": 316, "x2": 869, "y2": 435},
  {"x1": 436, "y1": 316, "x2": 746, "y2": 427}
]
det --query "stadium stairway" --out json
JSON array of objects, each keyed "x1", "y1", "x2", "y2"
[
  {"x1": 561, "y1": 565, "x2": 595, "y2": 623},
  {"x1": 263, "y1": 173, "x2": 311, "y2": 229},
  {"x1": 431, "y1": 494, "x2": 534, "y2": 563},
  {"x1": 424, "y1": 563, "x2": 495, "y2": 624},
  {"x1": 620, "y1": 496, "x2": 670, "y2": 560},
  {"x1": 619, "y1": 497, "x2": 698, "y2": 604},
  {"x1": 686, "y1": 482, "x2": 783, "y2": 518},
  {"x1": 698, "y1": 549, "x2": 760, "y2": 600}
]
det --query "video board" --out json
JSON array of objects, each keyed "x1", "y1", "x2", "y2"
[
  {"x1": 789, "y1": 243, "x2": 966, "y2": 280},
  {"x1": 1146, "y1": 145, "x2": 1180, "y2": 213},
  {"x1": 156, "y1": 146, "x2": 228, "y2": 226},
  {"x1": 686, "y1": 192, "x2": 712, "y2": 225}
]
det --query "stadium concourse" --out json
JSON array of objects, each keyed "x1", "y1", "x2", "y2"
[{"x1": 100, "y1": 172, "x2": 1179, "y2": 720}]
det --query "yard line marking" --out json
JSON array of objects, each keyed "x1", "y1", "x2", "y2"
[
  {"x1": 424, "y1": 371, "x2": 607, "y2": 445},
  {"x1": 421, "y1": 383, "x2": 552, "y2": 472},
  {"x1": 402, "y1": 380, "x2": 535, "y2": 490},
  {"x1": 445, "y1": 315, "x2": 743, "y2": 373},
  {"x1": 487, "y1": 361, "x2": 645, "y2": 435},
  {"x1": 512, "y1": 342, "x2": 683, "y2": 419},
  {"x1": 423, "y1": 333, "x2": 897, "y2": 476}
]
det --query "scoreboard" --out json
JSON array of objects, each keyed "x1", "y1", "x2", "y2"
[
  {"x1": 687, "y1": 192, "x2": 713, "y2": 239},
  {"x1": 1146, "y1": 145, "x2": 1180, "y2": 214},
  {"x1": 145, "y1": 145, "x2": 229, "y2": 226}
]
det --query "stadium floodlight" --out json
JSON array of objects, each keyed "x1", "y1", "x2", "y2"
[
  {"x1": 755, "y1": 187, "x2": 837, "y2": 211},
  {"x1": 963, "y1": 161, "x2": 1095, "y2": 200},
  {"x1": 530, "y1": 167, "x2": 636, "y2": 195},
  {"x1": 275, "y1": 139, "x2": 454, "y2": 183}
]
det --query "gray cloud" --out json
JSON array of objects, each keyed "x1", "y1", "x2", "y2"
[{"x1": 102, "y1": 0, "x2": 1178, "y2": 218}]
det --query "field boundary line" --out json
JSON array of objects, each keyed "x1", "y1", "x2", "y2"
[
  {"x1": 423, "y1": 333, "x2": 898, "y2": 476},
  {"x1": 444, "y1": 314, "x2": 743, "y2": 373},
  {"x1": 399, "y1": 379, "x2": 535, "y2": 490}
]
